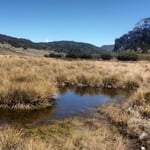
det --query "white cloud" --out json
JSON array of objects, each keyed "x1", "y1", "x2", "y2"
[{"x1": 44, "y1": 39, "x2": 50, "y2": 43}]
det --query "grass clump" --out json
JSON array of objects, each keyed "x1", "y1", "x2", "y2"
[
  {"x1": 124, "y1": 80, "x2": 139, "y2": 89},
  {"x1": 0, "y1": 81, "x2": 56, "y2": 109},
  {"x1": 0, "y1": 127, "x2": 25, "y2": 150},
  {"x1": 126, "y1": 90, "x2": 150, "y2": 118},
  {"x1": 102, "y1": 76, "x2": 119, "y2": 88},
  {"x1": 0, "y1": 126, "x2": 53, "y2": 150}
]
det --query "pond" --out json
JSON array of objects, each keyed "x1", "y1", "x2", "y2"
[{"x1": 0, "y1": 87, "x2": 133, "y2": 128}]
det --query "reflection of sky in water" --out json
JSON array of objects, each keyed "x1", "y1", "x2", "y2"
[
  {"x1": 0, "y1": 88, "x2": 132, "y2": 128},
  {"x1": 52, "y1": 90, "x2": 126, "y2": 119}
]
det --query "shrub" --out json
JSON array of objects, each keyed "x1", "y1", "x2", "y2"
[
  {"x1": 66, "y1": 53, "x2": 92, "y2": 59},
  {"x1": 44, "y1": 54, "x2": 49, "y2": 57},
  {"x1": 102, "y1": 76, "x2": 119, "y2": 88},
  {"x1": 101, "y1": 53, "x2": 112, "y2": 60},
  {"x1": 49, "y1": 53, "x2": 63, "y2": 58},
  {"x1": 117, "y1": 52, "x2": 138, "y2": 61},
  {"x1": 138, "y1": 54, "x2": 150, "y2": 60},
  {"x1": 80, "y1": 53, "x2": 93, "y2": 59},
  {"x1": 92, "y1": 54, "x2": 101, "y2": 59},
  {"x1": 66, "y1": 53, "x2": 79, "y2": 58},
  {"x1": 44, "y1": 53, "x2": 63, "y2": 58}
]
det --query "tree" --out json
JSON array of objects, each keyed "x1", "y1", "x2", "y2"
[
  {"x1": 114, "y1": 18, "x2": 150, "y2": 53},
  {"x1": 134, "y1": 17, "x2": 150, "y2": 30}
]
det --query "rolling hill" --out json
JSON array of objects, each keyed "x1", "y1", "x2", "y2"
[
  {"x1": 100, "y1": 45, "x2": 114, "y2": 52},
  {"x1": 0, "y1": 34, "x2": 105, "y2": 55}
]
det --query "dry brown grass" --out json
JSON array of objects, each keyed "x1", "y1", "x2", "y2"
[
  {"x1": 0, "y1": 55, "x2": 149, "y2": 149},
  {"x1": 98, "y1": 89, "x2": 150, "y2": 149},
  {"x1": 0, "y1": 119, "x2": 127, "y2": 150},
  {"x1": 0, "y1": 55, "x2": 57, "y2": 109},
  {"x1": 0, "y1": 43, "x2": 49, "y2": 56},
  {"x1": 0, "y1": 126, "x2": 53, "y2": 150},
  {"x1": 0, "y1": 55, "x2": 149, "y2": 109}
]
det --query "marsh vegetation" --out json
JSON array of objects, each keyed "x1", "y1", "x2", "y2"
[
  {"x1": 0, "y1": 55, "x2": 149, "y2": 109},
  {"x1": 0, "y1": 55, "x2": 149, "y2": 150}
]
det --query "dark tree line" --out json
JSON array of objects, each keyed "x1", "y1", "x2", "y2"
[{"x1": 45, "y1": 52, "x2": 113, "y2": 60}]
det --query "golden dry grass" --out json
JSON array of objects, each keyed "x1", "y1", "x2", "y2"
[
  {"x1": 0, "y1": 119, "x2": 127, "y2": 150},
  {"x1": 98, "y1": 89, "x2": 150, "y2": 149},
  {"x1": 0, "y1": 126, "x2": 54, "y2": 150},
  {"x1": 0, "y1": 55, "x2": 149, "y2": 149},
  {"x1": 0, "y1": 55, "x2": 149, "y2": 109}
]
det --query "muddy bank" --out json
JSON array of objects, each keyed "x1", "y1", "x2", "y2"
[
  {"x1": 58, "y1": 81, "x2": 139, "y2": 89},
  {"x1": 0, "y1": 96, "x2": 56, "y2": 110}
]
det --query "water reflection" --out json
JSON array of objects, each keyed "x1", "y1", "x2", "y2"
[
  {"x1": 0, "y1": 106, "x2": 56, "y2": 127},
  {"x1": 58, "y1": 86, "x2": 100, "y2": 96},
  {"x1": 58, "y1": 86, "x2": 133, "y2": 97},
  {"x1": 0, "y1": 87, "x2": 133, "y2": 128}
]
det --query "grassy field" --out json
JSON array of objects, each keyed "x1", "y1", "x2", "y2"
[
  {"x1": 0, "y1": 43, "x2": 49, "y2": 56},
  {"x1": 0, "y1": 55, "x2": 149, "y2": 149},
  {"x1": 0, "y1": 55, "x2": 149, "y2": 109}
]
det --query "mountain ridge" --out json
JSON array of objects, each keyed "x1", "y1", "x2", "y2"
[
  {"x1": 0, "y1": 34, "x2": 105, "y2": 54},
  {"x1": 100, "y1": 45, "x2": 114, "y2": 52}
]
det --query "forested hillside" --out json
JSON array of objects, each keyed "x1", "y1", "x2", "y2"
[{"x1": 0, "y1": 34, "x2": 104, "y2": 54}]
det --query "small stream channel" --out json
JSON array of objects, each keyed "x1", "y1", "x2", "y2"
[{"x1": 0, "y1": 87, "x2": 133, "y2": 128}]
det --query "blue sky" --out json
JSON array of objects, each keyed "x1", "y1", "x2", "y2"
[{"x1": 0, "y1": 0, "x2": 149, "y2": 46}]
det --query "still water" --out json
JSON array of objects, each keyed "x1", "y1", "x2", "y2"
[{"x1": 0, "y1": 87, "x2": 133, "y2": 128}]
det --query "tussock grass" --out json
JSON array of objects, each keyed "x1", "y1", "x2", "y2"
[
  {"x1": 0, "y1": 55, "x2": 149, "y2": 149},
  {"x1": 0, "y1": 119, "x2": 127, "y2": 150},
  {"x1": 98, "y1": 89, "x2": 150, "y2": 149},
  {"x1": 125, "y1": 90, "x2": 150, "y2": 118},
  {"x1": 0, "y1": 126, "x2": 53, "y2": 150},
  {"x1": 0, "y1": 55, "x2": 149, "y2": 109},
  {"x1": 0, "y1": 56, "x2": 57, "y2": 109}
]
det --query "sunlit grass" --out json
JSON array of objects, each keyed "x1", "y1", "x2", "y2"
[
  {"x1": 0, "y1": 55, "x2": 149, "y2": 149},
  {"x1": 0, "y1": 55, "x2": 149, "y2": 109},
  {"x1": 0, "y1": 119, "x2": 127, "y2": 150}
]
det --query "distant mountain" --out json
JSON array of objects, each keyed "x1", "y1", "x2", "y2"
[
  {"x1": 114, "y1": 17, "x2": 150, "y2": 53},
  {"x1": 40, "y1": 41, "x2": 105, "y2": 54},
  {"x1": 0, "y1": 34, "x2": 40, "y2": 49},
  {"x1": 0, "y1": 34, "x2": 105, "y2": 54},
  {"x1": 100, "y1": 45, "x2": 114, "y2": 52}
]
